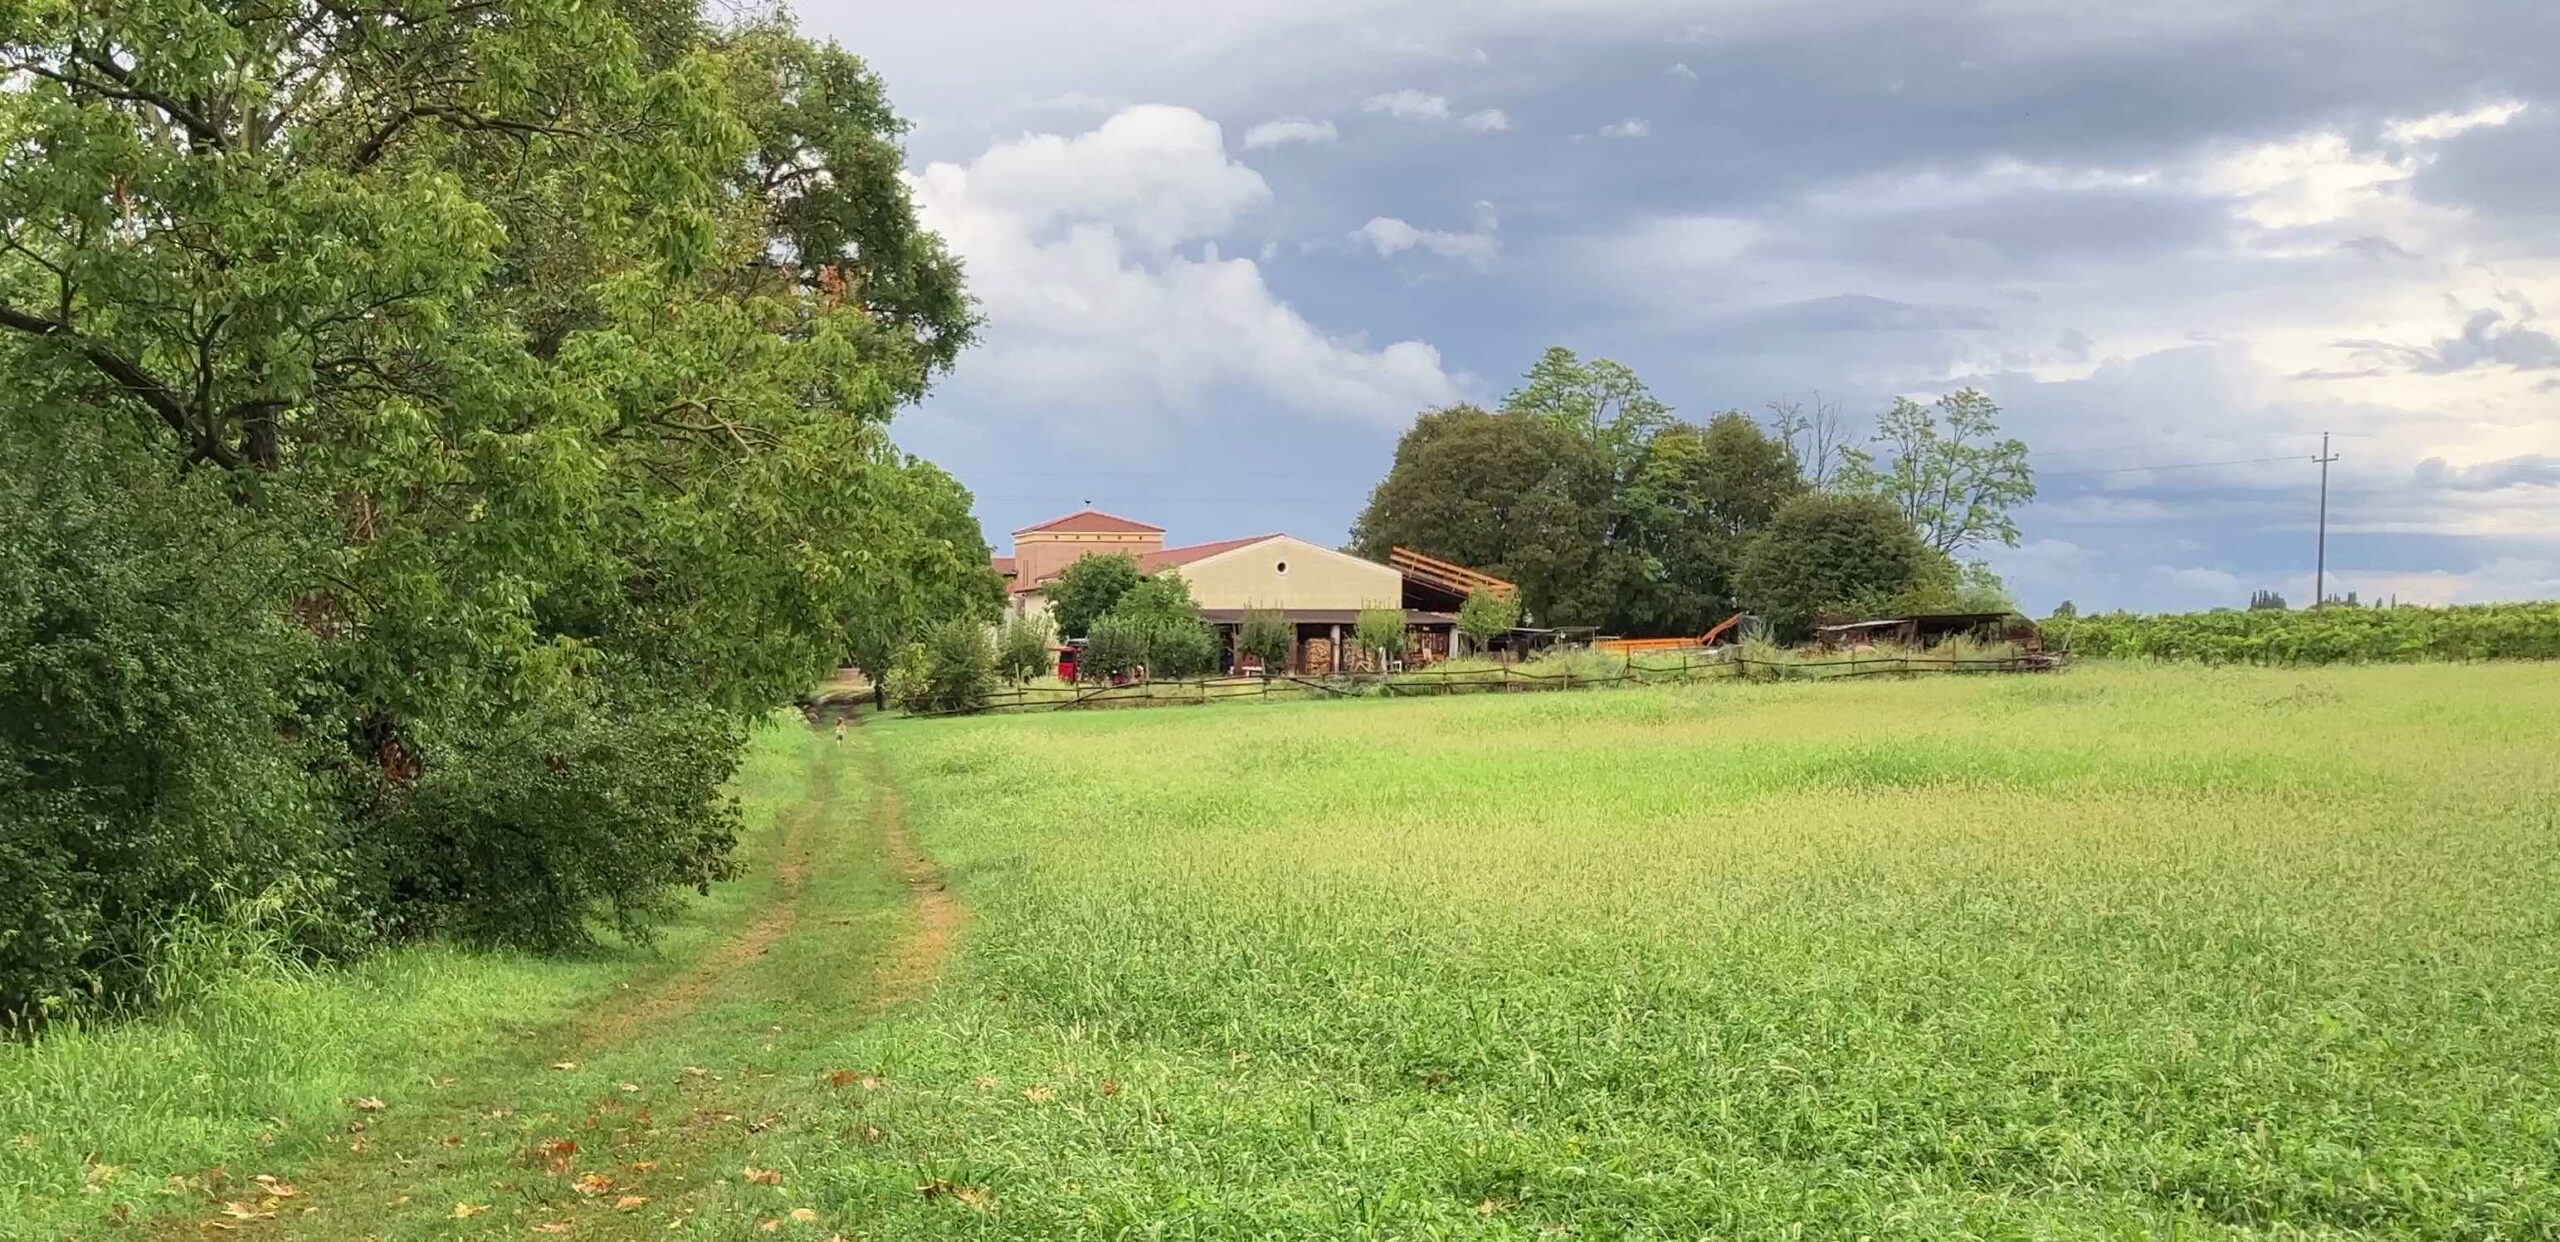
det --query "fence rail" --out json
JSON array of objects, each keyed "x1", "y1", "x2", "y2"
[{"x1": 895, "y1": 650, "x2": 2061, "y2": 719}]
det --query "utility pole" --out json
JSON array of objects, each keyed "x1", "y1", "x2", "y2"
[{"x1": 2313, "y1": 431, "x2": 2339, "y2": 608}]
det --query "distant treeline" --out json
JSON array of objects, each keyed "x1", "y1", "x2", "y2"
[{"x1": 2046, "y1": 602, "x2": 2560, "y2": 664}]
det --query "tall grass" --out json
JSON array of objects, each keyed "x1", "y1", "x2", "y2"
[{"x1": 794, "y1": 664, "x2": 2560, "y2": 1237}]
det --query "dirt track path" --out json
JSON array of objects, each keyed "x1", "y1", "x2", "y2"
[{"x1": 147, "y1": 724, "x2": 952, "y2": 1240}]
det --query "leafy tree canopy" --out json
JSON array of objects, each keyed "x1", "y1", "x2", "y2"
[
  {"x1": 1044, "y1": 554, "x2": 1143, "y2": 639},
  {"x1": 1835, "y1": 389, "x2": 2036, "y2": 555},
  {"x1": 1735, "y1": 494, "x2": 1944, "y2": 638},
  {"x1": 1457, "y1": 588, "x2": 1521, "y2": 650},
  {"x1": 1349, "y1": 404, "x2": 1611, "y2": 626},
  {"x1": 0, "y1": 0, "x2": 991, "y2": 1005}
]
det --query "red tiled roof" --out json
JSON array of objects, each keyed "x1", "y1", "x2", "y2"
[
  {"x1": 1139, "y1": 534, "x2": 1280, "y2": 573},
  {"x1": 1014, "y1": 509, "x2": 1164, "y2": 536},
  {"x1": 990, "y1": 555, "x2": 1017, "y2": 576}
]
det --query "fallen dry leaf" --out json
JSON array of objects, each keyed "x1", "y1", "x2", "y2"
[
  {"x1": 452, "y1": 1203, "x2": 489, "y2": 1219},
  {"x1": 757, "y1": 1221, "x2": 781, "y2": 1233},
  {"x1": 826, "y1": 1069, "x2": 858, "y2": 1088},
  {"x1": 858, "y1": 1074, "x2": 882, "y2": 1092},
  {"x1": 619, "y1": 1082, "x2": 640, "y2": 1094},
  {"x1": 631, "y1": 1161, "x2": 658, "y2": 1172},
  {"x1": 251, "y1": 1174, "x2": 298, "y2": 1198},
  {"x1": 353, "y1": 1096, "x2": 388, "y2": 1112},
  {"x1": 954, "y1": 1185, "x2": 995, "y2": 1212},
  {"x1": 573, "y1": 1172, "x2": 616, "y2": 1196},
  {"x1": 1476, "y1": 1198, "x2": 1503, "y2": 1216},
  {"x1": 1098, "y1": 1079, "x2": 1121, "y2": 1098},
  {"x1": 742, "y1": 1166, "x2": 783, "y2": 1186},
  {"x1": 550, "y1": 1062, "x2": 578, "y2": 1072},
  {"x1": 790, "y1": 1208, "x2": 818, "y2": 1222},
  {"x1": 84, "y1": 1162, "x2": 124, "y2": 1185},
  {"x1": 442, "y1": 1135, "x2": 466, "y2": 1147},
  {"x1": 973, "y1": 1075, "x2": 999, "y2": 1090},
  {"x1": 218, "y1": 1202, "x2": 274, "y2": 1221},
  {"x1": 534, "y1": 1225, "x2": 573, "y2": 1236},
  {"x1": 613, "y1": 1194, "x2": 647, "y2": 1210},
  {"x1": 1021, "y1": 1086, "x2": 1053, "y2": 1102}
]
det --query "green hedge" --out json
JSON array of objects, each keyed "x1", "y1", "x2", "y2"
[{"x1": 2045, "y1": 602, "x2": 2560, "y2": 664}]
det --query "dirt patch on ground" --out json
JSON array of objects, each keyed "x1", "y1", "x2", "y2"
[
  {"x1": 861, "y1": 744, "x2": 963, "y2": 1011},
  {"x1": 571, "y1": 757, "x2": 827, "y2": 1049}
]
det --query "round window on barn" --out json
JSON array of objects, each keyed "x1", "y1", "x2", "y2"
[{"x1": 1276, "y1": 560, "x2": 1289, "y2": 574}]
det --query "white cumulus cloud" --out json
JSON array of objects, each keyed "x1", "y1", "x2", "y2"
[
  {"x1": 906, "y1": 105, "x2": 1464, "y2": 428},
  {"x1": 1668, "y1": 61, "x2": 1698, "y2": 81},
  {"x1": 1598, "y1": 117, "x2": 1651, "y2": 138},
  {"x1": 1353, "y1": 205, "x2": 1500, "y2": 268},
  {"x1": 1363, "y1": 89, "x2": 1452, "y2": 121},
  {"x1": 1460, "y1": 108, "x2": 1510, "y2": 133},
  {"x1": 1241, "y1": 116, "x2": 1339, "y2": 150}
]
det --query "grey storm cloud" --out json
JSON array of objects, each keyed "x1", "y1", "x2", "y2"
[{"x1": 2334, "y1": 306, "x2": 2560, "y2": 375}]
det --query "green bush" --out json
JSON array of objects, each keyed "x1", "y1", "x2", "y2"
[
  {"x1": 995, "y1": 614, "x2": 1052, "y2": 684},
  {"x1": 1078, "y1": 616, "x2": 1149, "y2": 683},
  {"x1": 883, "y1": 642, "x2": 934, "y2": 711},
  {"x1": 1736, "y1": 494, "x2": 1942, "y2": 638},
  {"x1": 2046, "y1": 603, "x2": 2560, "y2": 664},
  {"x1": 1143, "y1": 617, "x2": 1220, "y2": 678},
  {"x1": 1237, "y1": 608, "x2": 1293, "y2": 674},
  {"x1": 922, "y1": 620, "x2": 997, "y2": 713},
  {"x1": 1355, "y1": 607, "x2": 1408, "y2": 665},
  {"x1": 352, "y1": 675, "x2": 742, "y2": 948},
  {"x1": 1457, "y1": 588, "x2": 1520, "y2": 655},
  {"x1": 0, "y1": 420, "x2": 344, "y2": 1020}
]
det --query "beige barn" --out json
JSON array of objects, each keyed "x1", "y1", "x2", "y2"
[{"x1": 994, "y1": 510, "x2": 1511, "y2": 674}]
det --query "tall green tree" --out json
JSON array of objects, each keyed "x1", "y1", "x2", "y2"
[
  {"x1": 1502, "y1": 346, "x2": 1674, "y2": 468},
  {"x1": 1, "y1": 0, "x2": 986, "y2": 995},
  {"x1": 1350, "y1": 404, "x2": 1610, "y2": 625},
  {"x1": 1044, "y1": 554, "x2": 1143, "y2": 639},
  {"x1": 1735, "y1": 494, "x2": 1944, "y2": 638},
  {"x1": 1836, "y1": 389, "x2": 2036, "y2": 555},
  {"x1": 1605, "y1": 413, "x2": 1802, "y2": 634}
]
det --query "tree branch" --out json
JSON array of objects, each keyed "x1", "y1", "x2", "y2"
[{"x1": 0, "y1": 300, "x2": 241, "y2": 467}]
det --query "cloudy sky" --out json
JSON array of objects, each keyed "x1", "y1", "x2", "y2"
[{"x1": 806, "y1": 0, "x2": 2560, "y2": 613}]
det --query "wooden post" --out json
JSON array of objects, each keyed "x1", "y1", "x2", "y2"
[{"x1": 1328, "y1": 623, "x2": 1342, "y2": 674}]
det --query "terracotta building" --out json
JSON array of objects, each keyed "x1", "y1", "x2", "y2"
[{"x1": 993, "y1": 510, "x2": 1512, "y2": 674}]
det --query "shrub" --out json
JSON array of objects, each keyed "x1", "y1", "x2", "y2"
[
  {"x1": 1457, "y1": 588, "x2": 1519, "y2": 655},
  {"x1": 995, "y1": 614, "x2": 1052, "y2": 683},
  {"x1": 1237, "y1": 608, "x2": 1293, "y2": 674},
  {"x1": 1355, "y1": 607, "x2": 1409, "y2": 666},
  {"x1": 1142, "y1": 617, "x2": 1220, "y2": 678},
  {"x1": 1079, "y1": 616, "x2": 1149, "y2": 683},
  {"x1": 351, "y1": 674, "x2": 742, "y2": 949},
  {"x1": 0, "y1": 418, "x2": 346, "y2": 1021},
  {"x1": 920, "y1": 620, "x2": 996, "y2": 713},
  {"x1": 2045, "y1": 602, "x2": 2560, "y2": 664},
  {"x1": 883, "y1": 641, "x2": 934, "y2": 711},
  {"x1": 1736, "y1": 494, "x2": 1941, "y2": 638}
]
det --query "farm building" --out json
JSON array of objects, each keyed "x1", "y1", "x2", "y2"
[{"x1": 994, "y1": 510, "x2": 1513, "y2": 673}]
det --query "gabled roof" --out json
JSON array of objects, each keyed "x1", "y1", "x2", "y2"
[
  {"x1": 1014, "y1": 509, "x2": 1164, "y2": 536},
  {"x1": 990, "y1": 555, "x2": 1017, "y2": 577},
  {"x1": 1139, "y1": 534, "x2": 1280, "y2": 573}
]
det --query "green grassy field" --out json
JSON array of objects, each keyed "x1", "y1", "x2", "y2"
[
  {"x1": 7, "y1": 664, "x2": 2558, "y2": 1239},
  {"x1": 818, "y1": 663, "x2": 2560, "y2": 1238}
]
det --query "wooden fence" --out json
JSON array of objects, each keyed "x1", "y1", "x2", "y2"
[{"x1": 900, "y1": 650, "x2": 2059, "y2": 719}]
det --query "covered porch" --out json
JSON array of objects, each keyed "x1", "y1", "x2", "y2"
[{"x1": 1197, "y1": 608, "x2": 1459, "y2": 675}]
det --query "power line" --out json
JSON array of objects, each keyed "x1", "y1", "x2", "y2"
[{"x1": 2037, "y1": 454, "x2": 2314, "y2": 479}]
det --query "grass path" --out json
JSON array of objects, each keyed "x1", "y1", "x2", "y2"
[{"x1": 76, "y1": 722, "x2": 947, "y2": 1241}]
